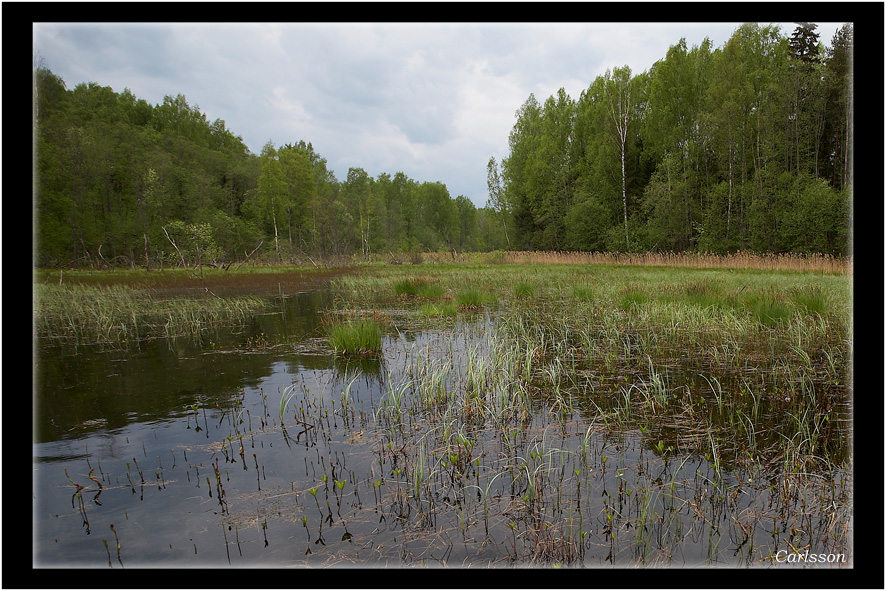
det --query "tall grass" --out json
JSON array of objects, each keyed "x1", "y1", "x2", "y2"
[
  {"x1": 394, "y1": 278, "x2": 444, "y2": 298},
  {"x1": 456, "y1": 288, "x2": 496, "y2": 308},
  {"x1": 310, "y1": 260, "x2": 850, "y2": 565},
  {"x1": 34, "y1": 283, "x2": 268, "y2": 346},
  {"x1": 789, "y1": 285, "x2": 830, "y2": 316},
  {"x1": 420, "y1": 302, "x2": 458, "y2": 317},
  {"x1": 513, "y1": 282, "x2": 536, "y2": 299},
  {"x1": 742, "y1": 292, "x2": 793, "y2": 326},
  {"x1": 357, "y1": 249, "x2": 850, "y2": 274},
  {"x1": 327, "y1": 320, "x2": 383, "y2": 355}
]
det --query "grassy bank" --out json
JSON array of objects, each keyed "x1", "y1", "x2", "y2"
[
  {"x1": 33, "y1": 265, "x2": 341, "y2": 347},
  {"x1": 35, "y1": 254, "x2": 852, "y2": 565}
]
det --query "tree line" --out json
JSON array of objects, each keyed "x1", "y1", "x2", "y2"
[
  {"x1": 34, "y1": 22, "x2": 852, "y2": 269},
  {"x1": 33, "y1": 69, "x2": 509, "y2": 268},
  {"x1": 491, "y1": 22, "x2": 852, "y2": 255}
]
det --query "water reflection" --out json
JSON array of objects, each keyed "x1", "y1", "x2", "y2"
[
  {"x1": 33, "y1": 285, "x2": 851, "y2": 568},
  {"x1": 34, "y1": 289, "x2": 336, "y2": 445}
]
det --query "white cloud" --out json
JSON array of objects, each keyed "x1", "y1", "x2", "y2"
[
  {"x1": 33, "y1": 21, "x2": 850, "y2": 207},
  {"x1": 455, "y1": 58, "x2": 525, "y2": 154}
]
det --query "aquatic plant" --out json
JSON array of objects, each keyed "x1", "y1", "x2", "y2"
[
  {"x1": 790, "y1": 285, "x2": 830, "y2": 316},
  {"x1": 513, "y1": 282, "x2": 535, "y2": 299},
  {"x1": 394, "y1": 278, "x2": 444, "y2": 298},
  {"x1": 420, "y1": 302, "x2": 458, "y2": 317},
  {"x1": 35, "y1": 257, "x2": 852, "y2": 568},
  {"x1": 327, "y1": 320, "x2": 382, "y2": 355},
  {"x1": 456, "y1": 288, "x2": 495, "y2": 308},
  {"x1": 571, "y1": 284, "x2": 594, "y2": 302},
  {"x1": 34, "y1": 283, "x2": 269, "y2": 347}
]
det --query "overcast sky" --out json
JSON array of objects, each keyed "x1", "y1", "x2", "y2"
[{"x1": 33, "y1": 21, "x2": 847, "y2": 208}]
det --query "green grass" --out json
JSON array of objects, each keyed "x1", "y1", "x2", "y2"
[
  {"x1": 742, "y1": 292, "x2": 793, "y2": 326},
  {"x1": 327, "y1": 320, "x2": 383, "y2": 355},
  {"x1": 34, "y1": 283, "x2": 268, "y2": 346},
  {"x1": 394, "y1": 279, "x2": 421, "y2": 296},
  {"x1": 571, "y1": 285, "x2": 594, "y2": 302},
  {"x1": 514, "y1": 282, "x2": 536, "y2": 299},
  {"x1": 790, "y1": 285, "x2": 830, "y2": 316},
  {"x1": 394, "y1": 279, "x2": 444, "y2": 298},
  {"x1": 683, "y1": 279, "x2": 722, "y2": 308},
  {"x1": 456, "y1": 288, "x2": 496, "y2": 308},
  {"x1": 619, "y1": 288, "x2": 649, "y2": 310},
  {"x1": 420, "y1": 302, "x2": 458, "y2": 317}
]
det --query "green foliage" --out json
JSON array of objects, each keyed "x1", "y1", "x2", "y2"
[
  {"x1": 327, "y1": 320, "x2": 383, "y2": 355},
  {"x1": 513, "y1": 282, "x2": 535, "y2": 299},
  {"x1": 420, "y1": 302, "x2": 458, "y2": 317},
  {"x1": 499, "y1": 23, "x2": 852, "y2": 256},
  {"x1": 33, "y1": 68, "x2": 503, "y2": 269},
  {"x1": 163, "y1": 221, "x2": 221, "y2": 270},
  {"x1": 34, "y1": 23, "x2": 853, "y2": 269},
  {"x1": 565, "y1": 195, "x2": 611, "y2": 251},
  {"x1": 456, "y1": 288, "x2": 496, "y2": 308}
]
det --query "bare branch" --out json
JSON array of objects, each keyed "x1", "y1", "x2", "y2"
[{"x1": 162, "y1": 225, "x2": 188, "y2": 270}]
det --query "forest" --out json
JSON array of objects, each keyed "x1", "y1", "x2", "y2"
[{"x1": 33, "y1": 22, "x2": 852, "y2": 269}]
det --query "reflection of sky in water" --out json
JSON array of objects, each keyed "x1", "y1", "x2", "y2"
[{"x1": 33, "y1": 300, "x2": 851, "y2": 567}]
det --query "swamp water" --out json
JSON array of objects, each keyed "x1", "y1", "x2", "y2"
[{"x1": 33, "y1": 282, "x2": 852, "y2": 568}]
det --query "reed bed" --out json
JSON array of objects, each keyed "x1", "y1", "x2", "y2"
[
  {"x1": 327, "y1": 320, "x2": 383, "y2": 355},
  {"x1": 40, "y1": 258, "x2": 851, "y2": 567},
  {"x1": 359, "y1": 249, "x2": 851, "y2": 275},
  {"x1": 328, "y1": 261, "x2": 851, "y2": 483},
  {"x1": 499, "y1": 250, "x2": 852, "y2": 274},
  {"x1": 341, "y1": 291, "x2": 851, "y2": 565},
  {"x1": 34, "y1": 283, "x2": 269, "y2": 347}
]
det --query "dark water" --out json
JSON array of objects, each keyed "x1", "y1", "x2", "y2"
[
  {"x1": 33, "y1": 288, "x2": 852, "y2": 568},
  {"x1": 33, "y1": 290, "x2": 346, "y2": 566}
]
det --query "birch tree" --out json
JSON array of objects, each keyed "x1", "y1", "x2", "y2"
[{"x1": 604, "y1": 66, "x2": 633, "y2": 250}]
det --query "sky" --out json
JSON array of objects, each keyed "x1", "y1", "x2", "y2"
[{"x1": 33, "y1": 21, "x2": 847, "y2": 208}]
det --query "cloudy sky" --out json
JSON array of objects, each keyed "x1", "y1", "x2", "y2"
[{"x1": 33, "y1": 21, "x2": 846, "y2": 207}]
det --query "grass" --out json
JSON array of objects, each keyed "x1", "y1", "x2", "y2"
[
  {"x1": 618, "y1": 287, "x2": 649, "y2": 310},
  {"x1": 394, "y1": 278, "x2": 444, "y2": 298},
  {"x1": 420, "y1": 302, "x2": 458, "y2": 317},
  {"x1": 34, "y1": 283, "x2": 269, "y2": 346},
  {"x1": 514, "y1": 282, "x2": 536, "y2": 299},
  {"x1": 571, "y1": 285, "x2": 594, "y2": 302},
  {"x1": 327, "y1": 320, "x2": 383, "y2": 355},
  {"x1": 789, "y1": 285, "x2": 830, "y2": 316},
  {"x1": 456, "y1": 288, "x2": 496, "y2": 308},
  {"x1": 742, "y1": 291, "x2": 793, "y2": 326},
  {"x1": 35, "y1": 254, "x2": 853, "y2": 567}
]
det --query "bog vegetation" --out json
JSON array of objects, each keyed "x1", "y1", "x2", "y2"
[
  {"x1": 34, "y1": 20, "x2": 854, "y2": 568},
  {"x1": 33, "y1": 253, "x2": 852, "y2": 566},
  {"x1": 34, "y1": 23, "x2": 851, "y2": 270}
]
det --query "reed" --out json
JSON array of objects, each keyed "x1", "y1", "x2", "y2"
[
  {"x1": 455, "y1": 288, "x2": 495, "y2": 309},
  {"x1": 34, "y1": 283, "x2": 268, "y2": 346},
  {"x1": 420, "y1": 302, "x2": 458, "y2": 317},
  {"x1": 571, "y1": 284, "x2": 594, "y2": 302},
  {"x1": 513, "y1": 282, "x2": 536, "y2": 299},
  {"x1": 394, "y1": 278, "x2": 444, "y2": 299},
  {"x1": 327, "y1": 320, "x2": 382, "y2": 355}
]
